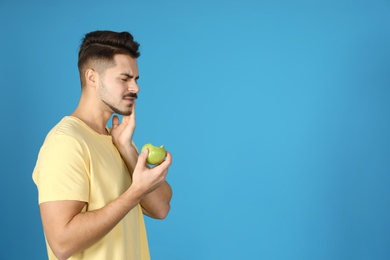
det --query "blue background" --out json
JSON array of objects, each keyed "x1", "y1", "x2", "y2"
[{"x1": 1, "y1": 0, "x2": 390, "y2": 259}]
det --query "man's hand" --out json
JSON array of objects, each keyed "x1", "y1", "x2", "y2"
[
  {"x1": 111, "y1": 103, "x2": 136, "y2": 149},
  {"x1": 130, "y1": 148, "x2": 172, "y2": 201},
  {"x1": 111, "y1": 103, "x2": 138, "y2": 173}
]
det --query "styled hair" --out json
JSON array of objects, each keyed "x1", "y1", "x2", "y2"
[{"x1": 77, "y1": 30, "x2": 140, "y2": 87}]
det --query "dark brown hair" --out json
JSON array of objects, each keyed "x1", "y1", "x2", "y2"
[{"x1": 77, "y1": 30, "x2": 140, "y2": 87}]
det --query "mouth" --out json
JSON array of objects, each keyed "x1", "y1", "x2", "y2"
[
  {"x1": 123, "y1": 98, "x2": 135, "y2": 106},
  {"x1": 123, "y1": 93, "x2": 138, "y2": 104}
]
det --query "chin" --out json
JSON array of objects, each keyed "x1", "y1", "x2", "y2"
[
  {"x1": 123, "y1": 111, "x2": 132, "y2": 116},
  {"x1": 120, "y1": 108, "x2": 133, "y2": 116},
  {"x1": 110, "y1": 104, "x2": 133, "y2": 116}
]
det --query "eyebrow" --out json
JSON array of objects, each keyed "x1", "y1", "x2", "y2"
[{"x1": 120, "y1": 73, "x2": 139, "y2": 80}]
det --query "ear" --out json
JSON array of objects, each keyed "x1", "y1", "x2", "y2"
[{"x1": 85, "y1": 68, "x2": 98, "y2": 87}]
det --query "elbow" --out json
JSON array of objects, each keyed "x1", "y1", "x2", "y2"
[
  {"x1": 51, "y1": 248, "x2": 71, "y2": 260},
  {"x1": 48, "y1": 239, "x2": 75, "y2": 260},
  {"x1": 161, "y1": 203, "x2": 171, "y2": 219},
  {"x1": 56, "y1": 254, "x2": 71, "y2": 260},
  {"x1": 155, "y1": 203, "x2": 171, "y2": 220}
]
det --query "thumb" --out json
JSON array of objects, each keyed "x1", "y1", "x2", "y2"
[
  {"x1": 112, "y1": 115, "x2": 119, "y2": 129},
  {"x1": 135, "y1": 148, "x2": 149, "y2": 169}
]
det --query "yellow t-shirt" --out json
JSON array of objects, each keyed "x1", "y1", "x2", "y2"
[{"x1": 32, "y1": 116, "x2": 150, "y2": 260}]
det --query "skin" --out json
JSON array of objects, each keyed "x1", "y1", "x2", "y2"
[{"x1": 39, "y1": 54, "x2": 173, "y2": 260}]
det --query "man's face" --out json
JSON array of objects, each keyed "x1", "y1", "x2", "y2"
[{"x1": 98, "y1": 54, "x2": 139, "y2": 116}]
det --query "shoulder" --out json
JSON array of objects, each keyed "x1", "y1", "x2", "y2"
[
  {"x1": 44, "y1": 116, "x2": 95, "y2": 143},
  {"x1": 38, "y1": 117, "x2": 92, "y2": 154},
  {"x1": 49, "y1": 116, "x2": 88, "y2": 136}
]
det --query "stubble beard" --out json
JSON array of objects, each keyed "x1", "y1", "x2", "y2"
[
  {"x1": 99, "y1": 80, "x2": 133, "y2": 116},
  {"x1": 103, "y1": 100, "x2": 133, "y2": 116}
]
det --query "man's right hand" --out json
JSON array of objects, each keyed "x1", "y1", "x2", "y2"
[{"x1": 128, "y1": 148, "x2": 172, "y2": 200}]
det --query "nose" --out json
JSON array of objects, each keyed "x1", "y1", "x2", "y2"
[{"x1": 128, "y1": 82, "x2": 140, "y2": 93}]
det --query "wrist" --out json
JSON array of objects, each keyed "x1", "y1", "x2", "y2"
[
  {"x1": 114, "y1": 139, "x2": 136, "y2": 154},
  {"x1": 116, "y1": 143, "x2": 138, "y2": 175},
  {"x1": 126, "y1": 183, "x2": 145, "y2": 203}
]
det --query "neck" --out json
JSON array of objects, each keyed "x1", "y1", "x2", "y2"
[
  {"x1": 71, "y1": 97, "x2": 112, "y2": 135},
  {"x1": 71, "y1": 110, "x2": 110, "y2": 135}
]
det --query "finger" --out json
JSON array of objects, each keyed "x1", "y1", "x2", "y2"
[
  {"x1": 112, "y1": 115, "x2": 119, "y2": 129},
  {"x1": 135, "y1": 148, "x2": 149, "y2": 170},
  {"x1": 130, "y1": 102, "x2": 136, "y2": 125},
  {"x1": 165, "y1": 151, "x2": 172, "y2": 163},
  {"x1": 159, "y1": 151, "x2": 172, "y2": 168},
  {"x1": 131, "y1": 102, "x2": 136, "y2": 118}
]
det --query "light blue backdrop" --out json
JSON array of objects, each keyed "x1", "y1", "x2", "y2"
[{"x1": 1, "y1": 0, "x2": 389, "y2": 259}]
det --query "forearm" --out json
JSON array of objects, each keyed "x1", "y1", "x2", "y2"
[
  {"x1": 117, "y1": 143, "x2": 138, "y2": 175},
  {"x1": 43, "y1": 187, "x2": 142, "y2": 260},
  {"x1": 66, "y1": 195, "x2": 138, "y2": 251},
  {"x1": 141, "y1": 181, "x2": 172, "y2": 219}
]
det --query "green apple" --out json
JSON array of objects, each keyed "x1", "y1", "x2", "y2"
[{"x1": 141, "y1": 143, "x2": 166, "y2": 165}]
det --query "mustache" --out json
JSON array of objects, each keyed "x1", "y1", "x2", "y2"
[{"x1": 124, "y1": 93, "x2": 138, "y2": 99}]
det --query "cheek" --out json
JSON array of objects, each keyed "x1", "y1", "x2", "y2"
[
  {"x1": 98, "y1": 81, "x2": 115, "y2": 101},
  {"x1": 102, "y1": 83, "x2": 128, "y2": 101},
  {"x1": 97, "y1": 82, "x2": 108, "y2": 96}
]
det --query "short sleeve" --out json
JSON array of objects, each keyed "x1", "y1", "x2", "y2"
[{"x1": 32, "y1": 134, "x2": 90, "y2": 204}]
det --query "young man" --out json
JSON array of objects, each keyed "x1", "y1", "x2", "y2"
[{"x1": 32, "y1": 30, "x2": 173, "y2": 260}]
